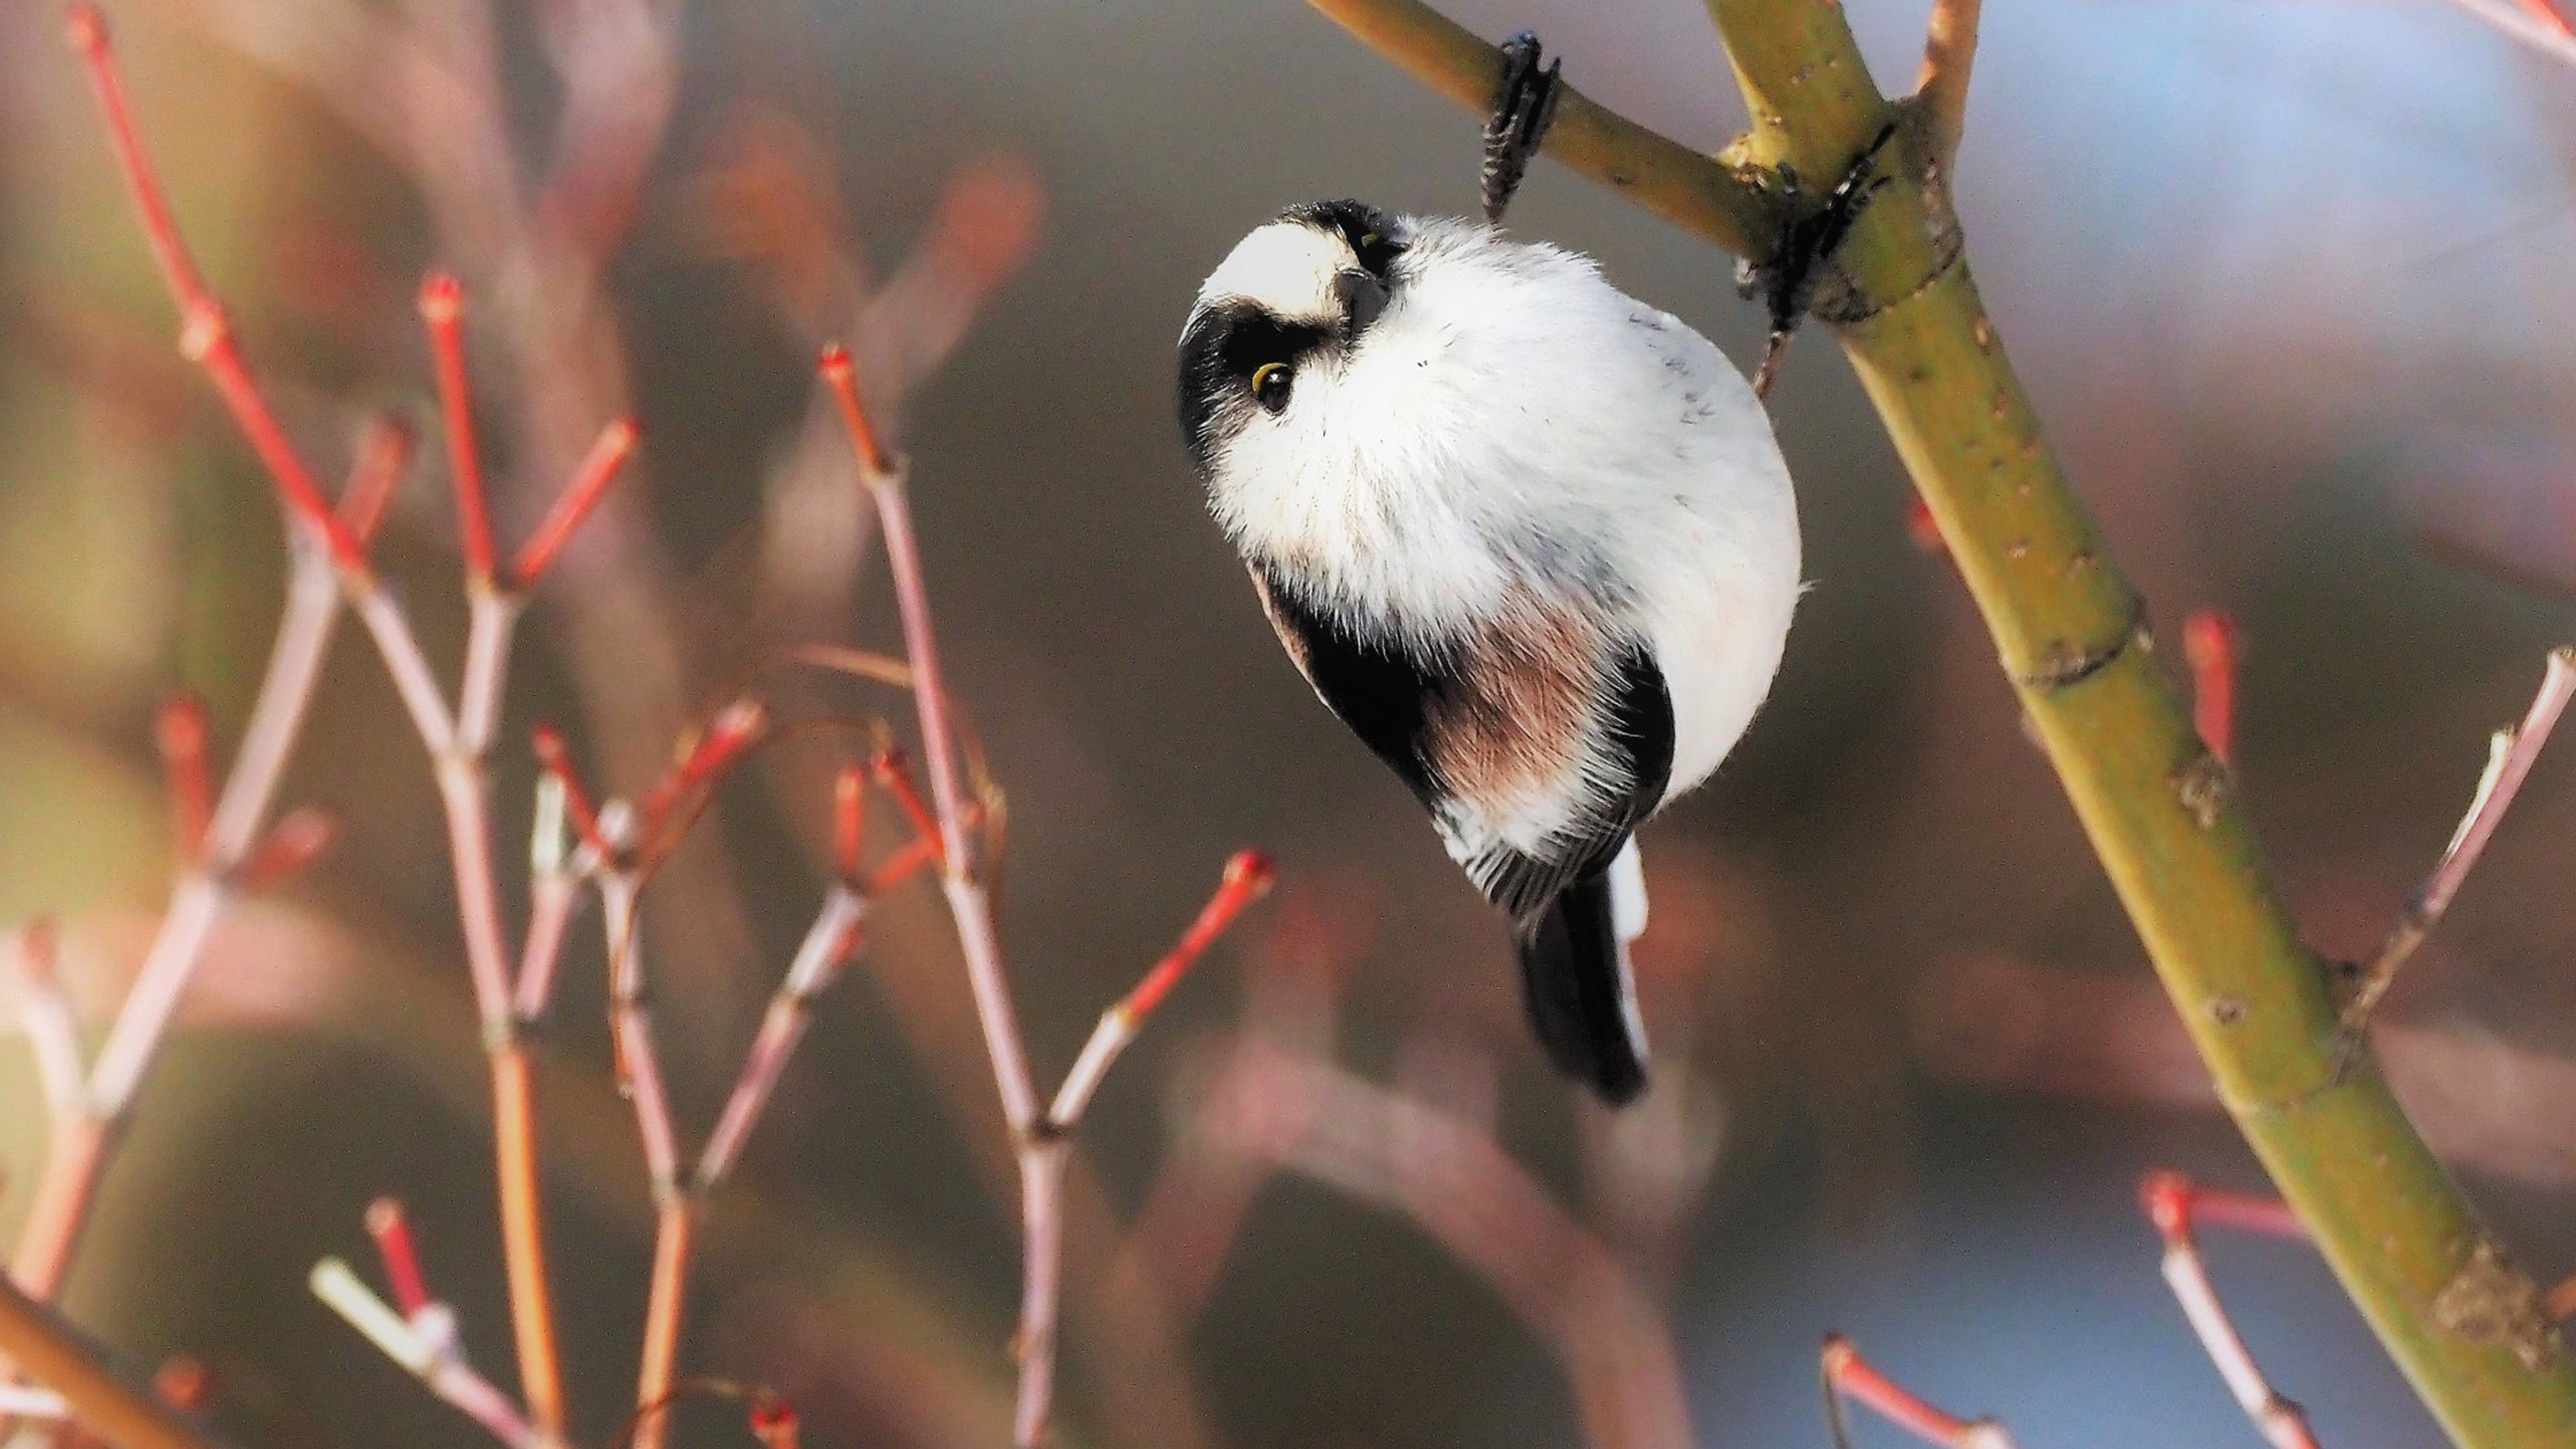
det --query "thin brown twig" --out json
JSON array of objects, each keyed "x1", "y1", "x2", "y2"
[
  {"x1": 2344, "y1": 647, "x2": 2576, "y2": 1028},
  {"x1": 1295, "y1": 0, "x2": 1768, "y2": 258},
  {"x1": 0, "y1": 1271, "x2": 228, "y2": 1449},
  {"x1": 2140, "y1": 1172, "x2": 2321, "y2": 1449}
]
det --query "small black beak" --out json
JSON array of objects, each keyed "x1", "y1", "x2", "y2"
[{"x1": 1335, "y1": 268, "x2": 1391, "y2": 341}]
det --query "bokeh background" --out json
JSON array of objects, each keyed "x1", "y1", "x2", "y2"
[{"x1": 3, "y1": 0, "x2": 2575, "y2": 1445}]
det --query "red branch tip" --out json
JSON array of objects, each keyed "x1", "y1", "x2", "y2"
[
  {"x1": 833, "y1": 765, "x2": 867, "y2": 886},
  {"x1": 531, "y1": 724, "x2": 614, "y2": 859},
  {"x1": 1902, "y1": 494, "x2": 1947, "y2": 557},
  {"x1": 869, "y1": 748, "x2": 944, "y2": 867},
  {"x1": 153, "y1": 1355, "x2": 214, "y2": 1414},
  {"x1": 2510, "y1": 0, "x2": 2576, "y2": 36},
  {"x1": 1124, "y1": 851, "x2": 1278, "y2": 1022},
  {"x1": 243, "y1": 806, "x2": 337, "y2": 888},
  {"x1": 2184, "y1": 610, "x2": 2242, "y2": 770},
  {"x1": 419, "y1": 272, "x2": 496, "y2": 584},
  {"x1": 1823, "y1": 1335, "x2": 2002, "y2": 1449},
  {"x1": 18, "y1": 915, "x2": 60, "y2": 986},
  {"x1": 2547, "y1": 1276, "x2": 2576, "y2": 1323},
  {"x1": 156, "y1": 692, "x2": 213, "y2": 866},
  {"x1": 818, "y1": 343, "x2": 893, "y2": 476},
  {"x1": 640, "y1": 700, "x2": 771, "y2": 835},
  {"x1": 364, "y1": 1196, "x2": 434, "y2": 1318},
  {"x1": 749, "y1": 1399, "x2": 803, "y2": 1449},
  {"x1": 2141, "y1": 1171, "x2": 2306, "y2": 1244},
  {"x1": 69, "y1": 3, "x2": 366, "y2": 574},
  {"x1": 512, "y1": 417, "x2": 639, "y2": 586},
  {"x1": 338, "y1": 414, "x2": 417, "y2": 547}
]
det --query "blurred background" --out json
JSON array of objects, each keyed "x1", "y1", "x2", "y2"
[{"x1": 3, "y1": 0, "x2": 2575, "y2": 1445}]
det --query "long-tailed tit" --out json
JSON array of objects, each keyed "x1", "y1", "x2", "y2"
[{"x1": 1178, "y1": 199, "x2": 1801, "y2": 1103}]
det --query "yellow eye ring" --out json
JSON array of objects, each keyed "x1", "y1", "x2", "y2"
[{"x1": 1250, "y1": 361, "x2": 1292, "y2": 412}]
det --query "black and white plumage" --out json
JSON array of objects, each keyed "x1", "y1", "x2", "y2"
[{"x1": 1178, "y1": 201, "x2": 1801, "y2": 1105}]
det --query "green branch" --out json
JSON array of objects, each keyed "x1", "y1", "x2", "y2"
[{"x1": 1297, "y1": 0, "x2": 2576, "y2": 1442}]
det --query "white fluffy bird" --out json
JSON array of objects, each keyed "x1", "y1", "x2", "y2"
[{"x1": 1179, "y1": 200, "x2": 1801, "y2": 1104}]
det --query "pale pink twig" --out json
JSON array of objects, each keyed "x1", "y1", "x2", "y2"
[
  {"x1": 10, "y1": 923, "x2": 83, "y2": 1123},
  {"x1": 820, "y1": 344, "x2": 1273, "y2": 1447},
  {"x1": 696, "y1": 887, "x2": 867, "y2": 1189},
  {"x1": 598, "y1": 867, "x2": 682, "y2": 1195},
  {"x1": 2140, "y1": 1172, "x2": 2320, "y2": 1449},
  {"x1": 2345, "y1": 647, "x2": 2576, "y2": 1028},
  {"x1": 309, "y1": 1258, "x2": 534, "y2": 1449}
]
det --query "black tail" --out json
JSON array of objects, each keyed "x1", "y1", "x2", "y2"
[{"x1": 1515, "y1": 869, "x2": 1648, "y2": 1106}]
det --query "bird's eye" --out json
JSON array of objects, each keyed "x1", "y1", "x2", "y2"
[{"x1": 1250, "y1": 362, "x2": 1293, "y2": 413}]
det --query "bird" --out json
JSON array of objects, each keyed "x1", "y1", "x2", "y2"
[{"x1": 1177, "y1": 199, "x2": 1802, "y2": 1104}]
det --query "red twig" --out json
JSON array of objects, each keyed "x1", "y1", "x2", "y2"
[
  {"x1": 865, "y1": 805, "x2": 983, "y2": 895},
  {"x1": 1049, "y1": 851, "x2": 1277, "y2": 1132},
  {"x1": 2510, "y1": 0, "x2": 2576, "y2": 36},
  {"x1": 1821, "y1": 1336, "x2": 2018, "y2": 1449},
  {"x1": 832, "y1": 765, "x2": 866, "y2": 887},
  {"x1": 637, "y1": 700, "x2": 770, "y2": 848},
  {"x1": 364, "y1": 1197, "x2": 435, "y2": 1320},
  {"x1": 154, "y1": 694, "x2": 212, "y2": 868},
  {"x1": 66, "y1": 6, "x2": 364, "y2": 573},
  {"x1": 531, "y1": 724, "x2": 615, "y2": 861},
  {"x1": 818, "y1": 343, "x2": 892, "y2": 474},
  {"x1": 1902, "y1": 494, "x2": 1946, "y2": 556},
  {"x1": 240, "y1": 806, "x2": 336, "y2": 888},
  {"x1": 868, "y1": 747, "x2": 945, "y2": 868},
  {"x1": 2184, "y1": 609, "x2": 2241, "y2": 771},
  {"x1": 749, "y1": 1399, "x2": 803, "y2": 1449},
  {"x1": 513, "y1": 417, "x2": 639, "y2": 586},
  {"x1": 2139, "y1": 1171, "x2": 2320, "y2": 1449},
  {"x1": 2548, "y1": 1275, "x2": 2576, "y2": 1323},
  {"x1": 337, "y1": 414, "x2": 417, "y2": 547},
  {"x1": 1131, "y1": 851, "x2": 1275, "y2": 1022},
  {"x1": 419, "y1": 272, "x2": 496, "y2": 586}
]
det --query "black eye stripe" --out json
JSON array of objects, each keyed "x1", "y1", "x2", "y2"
[
  {"x1": 1179, "y1": 302, "x2": 1334, "y2": 469},
  {"x1": 1218, "y1": 310, "x2": 1332, "y2": 378}
]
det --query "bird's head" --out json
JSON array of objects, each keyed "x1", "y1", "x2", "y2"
[{"x1": 1177, "y1": 199, "x2": 1411, "y2": 478}]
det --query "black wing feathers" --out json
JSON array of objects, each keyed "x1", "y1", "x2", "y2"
[
  {"x1": 1248, "y1": 562, "x2": 1674, "y2": 1107},
  {"x1": 1247, "y1": 564, "x2": 1442, "y2": 806}
]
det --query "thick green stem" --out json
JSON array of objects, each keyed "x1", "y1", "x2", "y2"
[
  {"x1": 1704, "y1": 1, "x2": 2576, "y2": 1440},
  {"x1": 1295, "y1": 0, "x2": 2576, "y2": 1442}
]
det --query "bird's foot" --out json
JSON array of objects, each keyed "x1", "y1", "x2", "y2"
[
  {"x1": 1736, "y1": 121, "x2": 1901, "y2": 397},
  {"x1": 1481, "y1": 30, "x2": 1562, "y2": 224}
]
